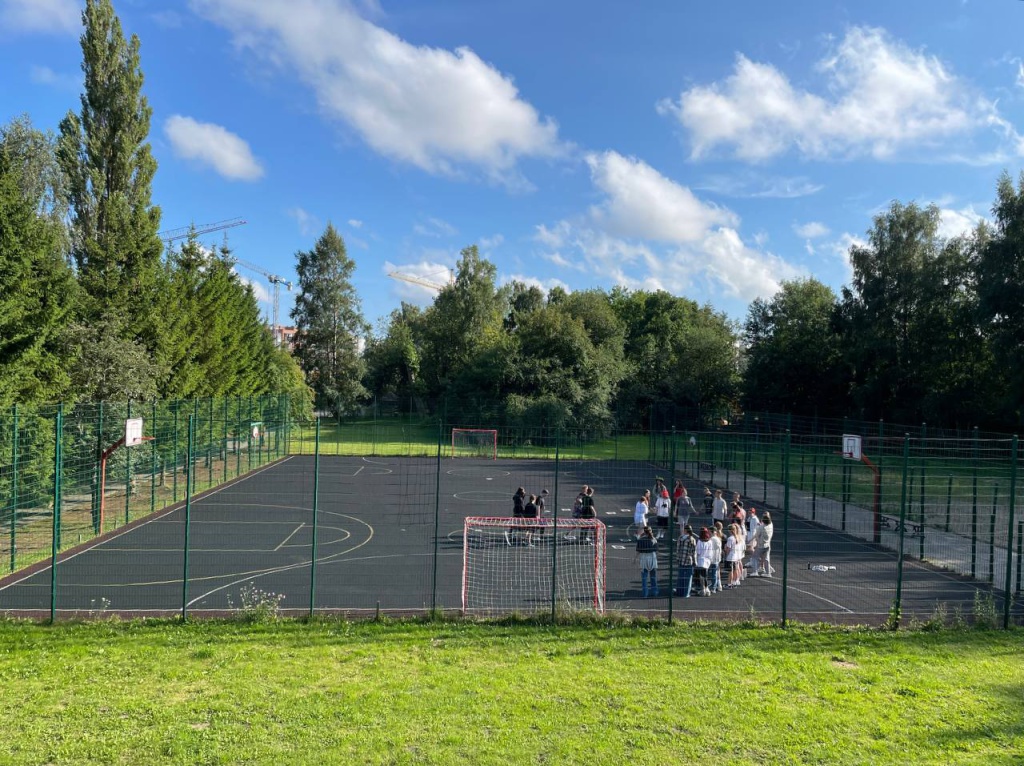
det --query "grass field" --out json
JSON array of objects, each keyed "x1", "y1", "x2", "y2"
[{"x1": 2, "y1": 617, "x2": 1022, "y2": 765}]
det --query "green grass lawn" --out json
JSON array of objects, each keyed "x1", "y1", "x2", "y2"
[{"x1": 2, "y1": 618, "x2": 1022, "y2": 765}]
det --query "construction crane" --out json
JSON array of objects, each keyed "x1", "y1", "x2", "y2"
[
  {"x1": 158, "y1": 217, "x2": 247, "y2": 244},
  {"x1": 388, "y1": 268, "x2": 454, "y2": 293},
  {"x1": 158, "y1": 217, "x2": 293, "y2": 345},
  {"x1": 230, "y1": 258, "x2": 293, "y2": 345}
]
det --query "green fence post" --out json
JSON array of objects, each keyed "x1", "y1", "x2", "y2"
[
  {"x1": 172, "y1": 404, "x2": 179, "y2": 503},
  {"x1": 235, "y1": 396, "x2": 242, "y2": 478},
  {"x1": 431, "y1": 419, "x2": 443, "y2": 614},
  {"x1": 988, "y1": 486, "x2": 998, "y2": 584},
  {"x1": 309, "y1": 419, "x2": 321, "y2": 618},
  {"x1": 667, "y1": 432, "x2": 677, "y2": 624},
  {"x1": 9, "y1": 404, "x2": 18, "y2": 571},
  {"x1": 247, "y1": 395, "x2": 254, "y2": 472},
  {"x1": 971, "y1": 432, "x2": 979, "y2": 579},
  {"x1": 125, "y1": 400, "x2": 132, "y2": 524},
  {"x1": 945, "y1": 475, "x2": 953, "y2": 533},
  {"x1": 781, "y1": 430, "x2": 791, "y2": 628},
  {"x1": 811, "y1": 453, "x2": 818, "y2": 521},
  {"x1": 762, "y1": 449, "x2": 768, "y2": 505},
  {"x1": 181, "y1": 414, "x2": 195, "y2": 621},
  {"x1": 150, "y1": 399, "x2": 157, "y2": 515},
  {"x1": 50, "y1": 404, "x2": 63, "y2": 623},
  {"x1": 841, "y1": 462, "x2": 848, "y2": 532},
  {"x1": 550, "y1": 426, "x2": 561, "y2": 621},
  {"x1": 223, "y1": 398, "x2": 229, "y2": 484},
  {"x1": 895, "y1": 435, "x2": 910, "y2": 628},
  {"x1": 1003, "y1": 438, "x2": 1020, "y2": 627},
  {"x1": 743, "y1": 434, "x2": 749, "y2": 496},
  {"x1": 93, "y1": 401, "x2": 103, "y2": 533}
]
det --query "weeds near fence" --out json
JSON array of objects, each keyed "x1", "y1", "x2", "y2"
[{"x1": 227, "y1": 583, "x2": 286, "y2": 623}]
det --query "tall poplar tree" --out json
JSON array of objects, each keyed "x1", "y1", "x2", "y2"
[
  {"x1": 291, "y1": 224, "x2": 368, "y2": 416},
  {"x1": 57, "y1": 0, "x2": 163, "y2": 353}
]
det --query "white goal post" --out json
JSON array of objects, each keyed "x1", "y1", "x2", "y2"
[
  {"x1": 461, "y1": 517, "x2": 606, "y2": 615},
  {"x1": 451, "y1": 428, "x2": 498, "y2": 460}
]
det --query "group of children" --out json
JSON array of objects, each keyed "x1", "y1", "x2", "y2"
[{"x1": 634, "y1": 482, "x2": 775, "y2": 598}]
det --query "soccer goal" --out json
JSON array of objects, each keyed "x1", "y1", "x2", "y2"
[
  {"x1": 451, "y1": 428, "x2": 498, "y2": 460},
  {"x1": 461, "y1": 517, "x2": 606, "y2": 614}
]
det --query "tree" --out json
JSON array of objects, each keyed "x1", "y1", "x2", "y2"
[
  {"x1": 977, "y1": 172, "x2": 1024, "y2": 424},
  {"x1": 364, "y1": 303, "x2": 423, "y2": 406},
  {"x1": 742, "y1": 279, "x2": 846, "y2": 416},
  {"x1": 291, "y1": 224, "x2": 368, "y2": 416},
  {"x1": 0, "y1": 115, "x2": 69, "y2": 248},
  {"x1": 841, "y1": 202, "x2": 952, "y2": 422},
  {"x1": 57, "y1": 0, "x2": 163, "y2": 327},
  {"x1": 417, "y1": 245, "x2": 504, "y2": 400},
  {"x1": 0, "y1": 148, "x2": 75, "y2": 407}
]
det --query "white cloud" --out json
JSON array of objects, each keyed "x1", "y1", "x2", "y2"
[
  {"x1": 287, "y1": 206, "x2": 319, "y2": 236},
  {"x1": 412, "y1": 217, "x2": 457, "y2": 238},
  {"x1": 0, "y1": 0, "x2": 79, "y2": 35},
  {"x1": 659, "y1": 26, "x2": 1022, "y2": 162},
  {"x1": 793, "y1": 221, "x2": 830, "y2": 239},
  {"x1": 937, "y1": 204, "x2": 986, "y2": 240},
  {"x1": 235, "y1": 274, "x2": 272, "y2": 305},
  {"x1": 347, "y1": 219, "x2": 363, "y2": 229},
  {"x1": 697, "y1": 173, "x2": 824, "y2": 199},
  {"x1": 164, "y1": 115, "x2": 264, "y2": 181},
  {"x1": 151, "y1": 10, "x2": 184, "y2": 28},
  {"x1": 191, "y1": 0, "x2": 564, "y2": 184},
  {"x1": 384, "y1": 259, "x2": 453, "y2": 303},
  {"x1": 479, "y1": 233, "x2": 504, "y2": 250},
  {"x1": 502, "y1": 274, "x2": 570, "y2": 294},
  {"x1": 29, "y1": 64, "x2": 79, "y2": 90},
  {"x1": 585, "y1": 151, "x2": 737, "y2": 243},
  {"x1": 1017, "y1": 61, "x2": 1024, "y2": 91},
  {"x1": 535, "y1": 152, "x2": 802, "y2": 303}
]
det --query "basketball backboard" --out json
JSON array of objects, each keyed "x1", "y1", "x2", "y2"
[
  {"x1": 125, "y1": 418, "x2": 145, "y2": 447},
  {"x1": 842, "y1": 434, "x2": 862, "y2": 461}
]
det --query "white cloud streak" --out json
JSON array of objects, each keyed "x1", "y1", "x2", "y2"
[
  {"x1": 0, "y1": 0, "x2": 79, "y2": 35},
  {"x1": 660, "y1": 26, "x2": 1022, "y2": 162},
  {"x1": 190, "y1": 0, "x2": 564, "y2": 184},
  {"x1": 793, "y1": 221, "x2": 830, "y2": 239},
  {"x1": 164, "y1": 115, "x2": 264, "y2": 181}
]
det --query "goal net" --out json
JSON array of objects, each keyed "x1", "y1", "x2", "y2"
[
  {"x1": 451, "y1": 428, "x2": 498, "y2": 460},
  {"x1": 462, "y1": 517, "x2": 606, "y2": 614}
]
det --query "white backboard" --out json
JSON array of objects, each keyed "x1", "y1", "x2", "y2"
[
  {"x1": 842, "y1": 433, "x2": 862, "y2": 461},
  {"x1": 125, "y1": 418, "x2": 144, "y2": 447}
]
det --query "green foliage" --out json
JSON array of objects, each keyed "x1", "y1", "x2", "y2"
[
  {"x1": 0, "y1": 149, "x2": 75, "y2": 408},
  {"x1": 742, "y1": 278, "x2": 845, "y2": 415},
  {"x1": 291, "y1": 223, "x2": 368, "y2": 416}
]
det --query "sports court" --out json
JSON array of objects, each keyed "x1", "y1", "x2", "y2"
[{"x1": 0, "y1": 454, "x2": 994, "y2": 624}]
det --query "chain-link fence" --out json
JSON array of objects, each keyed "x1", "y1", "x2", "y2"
[{"x1": 1, "y1": 405, "x2": 1021, "y2": 627}]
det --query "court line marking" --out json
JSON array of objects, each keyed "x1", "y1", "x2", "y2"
[
  {"x1": 185, "y1": 513, "x2": 375, "y2": 607},
  {"x1": 0, "y1": 456, "x2": 295, "y2": 593},
  {"x1": 275, "y1": 524, "x2": 304, "y2": 551},
  {"x1": 354, "y1": 466, "x2": 364, "y2": 476}
]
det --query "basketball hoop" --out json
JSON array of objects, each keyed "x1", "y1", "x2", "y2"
[{"x1": 842, "y1": 434, "x2": 862, "y2": 461}]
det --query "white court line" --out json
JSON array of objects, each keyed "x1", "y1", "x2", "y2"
[
  {"x1": 354, "y1": 466, "x2": 364, "y2": 476},
  {"x1": 275, "y1": 524, "x2": 304, "y2": 551},
  {"x1": 0, "y1": 456, "x2": 295, "y2": 593}
]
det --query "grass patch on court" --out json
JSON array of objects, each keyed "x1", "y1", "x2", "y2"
[{"x1": 1, "y1": 618, "x2": 1022, "y2": 765}]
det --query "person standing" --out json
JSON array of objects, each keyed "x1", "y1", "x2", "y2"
[
  {"x1": 711, "y1": 489, "x2": 728, "y2": 526},
  {"x1": 676, "y1": 524, "x2": 697, "y2": 597},
  {"x1": 702, "y1": 487, "x2": 714, "y2": 516},
  {"x1": 752, "y1": 512, "x2": 774, "y2": 576},
  {"x1": 506, "y1": 487, "x2": 527, "y2": 546},
  {"x1": 708, "y1": 523, "x2": 723, "y2": 593},
  {"x1": 654, "y1": 489, "x2": 671, "y2": 540},
  {"x1": 522, "y1": 494, "x2": 540, "y2": 547},
  {"x1": 633, "y1": 491, "x2": 650, "y2": 539},
  {"x1": 636, "y1": 526, "x2": 659, "y2": 597},
  {"x1": 695, "y1": 527, "x2": 713, "y2": 597},
  {"x1": 579, "y1": 486, "x2": 597, "y2": 545},
  {"x1": 724, "y1": 523, "x2": 745, "y2": 588},
  {"x1": 673, "y1": 481, "x2": 693, "y2": 530}
]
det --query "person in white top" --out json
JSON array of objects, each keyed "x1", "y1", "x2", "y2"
[
  {"x1": 633, "y1": 491, "x2": 650, "y2": 538},
  {"x1": 694, "y1": 527, "x2": 714, "y2": 596},
  {"x1": 745, "y1": 507, "x2": 762, "y2": 574},
  {"x1": 750, "y1": 512, "x2": 774, "y2": 576},
  {"x1": 654, "y1": 489, "x2": 671, "y2": 539},
  {"x1": 711, "y1": 489, "x2": 728, "y2": 524},
  {"x1": 708, "y1": 525, "x2": 723, "y2": 593},
  {"x1": 724, "y1": 523, "x2": 745, "y2": 588}
]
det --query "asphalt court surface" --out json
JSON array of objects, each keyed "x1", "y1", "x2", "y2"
[{"x1": 0, "y1": 455, "x2": 994, "y2": 621}]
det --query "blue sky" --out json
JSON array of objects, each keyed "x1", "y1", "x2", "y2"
[{"x1": 3, "y1": 0, "x2": 1024, "y2": 331}]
